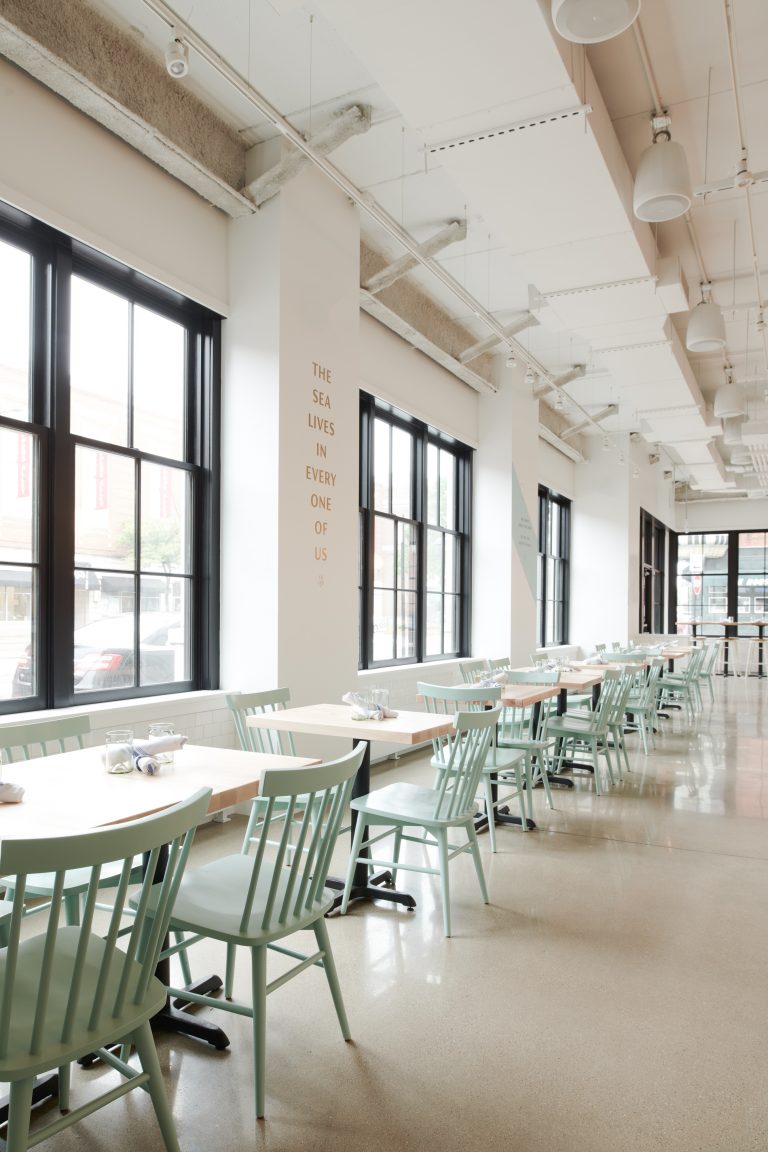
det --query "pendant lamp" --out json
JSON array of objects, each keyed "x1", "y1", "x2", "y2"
[
  {"x1": 730, "y1": 445, "x2": 751, "y2": 466},
  {"x1": 687, "y1": 293, "x2": 726, "y2": 352},
  {"x1": 722, "y1": 416, "x2": 745, "y2": 445},
  {"x1": 633, "y1": 134, "x2": 692, "y2": 222},
  {"x1": 713, "y1": 382, "x2": 745, "y2": 420},
  {"x1": 551, "y1": 0, "x2": 641, "y2": 43}
]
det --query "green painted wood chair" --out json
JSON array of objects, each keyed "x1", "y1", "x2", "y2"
[
  {"x1": 0, "y1": 786, "x2": 211, "y2": 1152},
  {"x1": 657, "y1": 644, "x2": 706, "y2": 722},
  {"x1": 0, "y1": 717, "x2": 128, "y2": 923},
  {"x1": 156, "y1": 746, "x2": 364, "y2": 1122},
  {"x1": 459, "y1": 659, "x2": 490, "y2": 684},
  {"x1": 417, "y1": 682, "x2": 531, "y2": 849},
  {"x1": 624, "y1": 657, "x2": 664, "y2": 754},
  {"x1": 341, "y1": 708, "x2": 498, "y2": 937},
  {"x1": 544, "y1": 668, "x2": 628, "y2": 794},
  {"x1": 0, "y1": 717, "x2": 192, "y2": 985}
]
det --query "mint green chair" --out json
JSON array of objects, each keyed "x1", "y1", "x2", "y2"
[
  {"x1": 460, "y1": 659, "x2": 490, "y2": 684},
  {"x1": 417, "y1": 682, "x2": 531, "y2": 848},
  {"x1": 0, "y1": 787, "x2": 211, "y2": 1152},
  {"x1": 0, "y1": 717, "x2": 123, "y2": 924},
  {"x1": 544, "y1": 668, "x2": 627, "y2": 794},
  {"x1": 657, "y1": 644, "x2": 706, "y2": 722},
  {"x1": 498, "y1": 670, "x2": 559, "y2": 808},
  {"x1": 624, "y1": 658, "x2": 664, "y2": 754},
  {"x1": 697, "y1": 640, "x2": 720, "y2": 704},
  {"x1": 158, "y1": 746, "x2": 364, "y2": 1122},
  {"x1": 341, "y1": 708, "x2": 498, "y2": 937}
]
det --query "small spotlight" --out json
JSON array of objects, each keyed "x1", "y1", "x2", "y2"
[
  {"x1": 524, "y1": 366, "x2": 535, "y2": 387},
  {"x1": 602, "y1": 435, "x2": 612, "y2": 452},
  {"x1": 506, "y1": 352, "x2": 517, "y2": 368},
  {"x1": 165, "y1": 37, "x2": 189, "y2": 78}
]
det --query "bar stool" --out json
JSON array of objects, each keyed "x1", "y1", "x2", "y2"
[{"x1": 743, "y1": 636, "x2": 765, "y2": 678}]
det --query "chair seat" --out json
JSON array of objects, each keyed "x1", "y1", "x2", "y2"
[
  {"x1": 352, "y1": 780, "x2": 474, "y2": 828},
  {"x1": 0, "y1": 926, "x2": 165, "y2": 1081},
  {"x1": 165, "y1": 854, "x2": 334, "y2": 946}
]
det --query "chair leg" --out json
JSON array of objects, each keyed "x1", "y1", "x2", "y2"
[
  {"x1": 58, "y1": 1061, "x2": 71, "y2": 1113},
  {"x1": 225, "y1": 942, "x2": 236, "y2": 999},
  {"x1": 466, "y1": 821, "x2": 489, "y2": 905},
  {"x1": 590, "y1": 737, "x2": 602, "y2": 795},
  {"x1": 391, "y1": 827, "x2": 403, "y2": 885},
  {"x1": 250, "y1": 946, "x2": 268, "y2": 1120},
  {"x1": 313, "y1": 916, "x2": 351, "y2": 1040},
  {"x1": 340, "y1": 815, "x2": 368, "y2": 914},
  {"x1": 483, "y1": 776, "x2": 498, "y2": 852},
  {"x1": 174, "y1": 931, "x2": 192, "y2": 988},
  {"x1": 6, "y1": 1078, "x2": 34, "y2": 1152},
  {"x1": 536, "y1": 750, "x2": 554, "y2": 810},
  {"x1": 133, "y1": 1020, "x2": 182, "y2": 1152},
  {"x1": 435, "y1": 828, "x2": 452, "y2": 938}
]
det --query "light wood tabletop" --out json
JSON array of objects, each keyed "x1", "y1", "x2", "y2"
[
  {"x1": 499, "y1": 683, "x2": 561, "y2": 707},
  {"x1": 247, "y1": 702, "x2": 454, "y2": 746},
  {"x1": 0, "y1": 744, "x2": 318, "y2": 838}
]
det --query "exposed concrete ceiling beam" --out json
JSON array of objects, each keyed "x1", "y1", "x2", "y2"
[
  {"x1": 244, "y1": 104, "x2": 371, "y2": 207},
  {"x1": 362, "y1": 220, "x2": 467, "y2": 295},
  {"x1": 457, "y1": 313, "x2": 538, "y2": 365},
  {"x1": 0, "y1": 0, "x2": 251, "y2": 216},
  {"x1": 560, "y1": 403, "x2": 618, "y2": 440}
]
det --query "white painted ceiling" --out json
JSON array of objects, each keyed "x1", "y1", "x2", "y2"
[{"x1": 77, "y1": 0, "x2": 768, "y2": 498}]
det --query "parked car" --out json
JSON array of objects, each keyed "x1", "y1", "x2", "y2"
[{"x1": 11, "y1": 613, "x2": 180, "y2": 697}]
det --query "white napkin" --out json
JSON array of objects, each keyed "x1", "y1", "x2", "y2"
[
  {"x1": 341, "y1": 692, "x2": 399, "y2": 720},
  {"x1": 133, "y1": 734, "x2": 188, "y2": 757},
  {"x1": 475, "y1": 673, "x2": 508, "y2": 687},
  {"x1": 0, "y1": 782, "x2": 24, "y2": 803}
]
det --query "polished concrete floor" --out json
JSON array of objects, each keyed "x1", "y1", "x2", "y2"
[{"x1": 26, "y1": 675, "x2": 768, "y2": 1151}]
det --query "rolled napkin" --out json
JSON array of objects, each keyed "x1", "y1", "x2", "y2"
[
  {"x1": 341, "y1": 692, "x2": 399, "y2": 720},
  {"x1": 0, "y1": 782, "x2": 24, "y2": 803},
  {"x1": 133, "y1": 733, "x2": 188, "y2": 757},
  {"x1": 475, "y1": 673, "x2": 508, "y2": 687},
  {"x1": 134, "y1": 754, "x2": 160, "y2": 776}
]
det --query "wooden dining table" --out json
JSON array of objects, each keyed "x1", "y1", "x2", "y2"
[{"x1": 247, "y1": 703, "x2": 454, "y2": 913}]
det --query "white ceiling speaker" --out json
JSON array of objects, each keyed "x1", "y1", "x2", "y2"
[
  {"x1": 633, "y1": 134, "x2": 692, "y2": 222},
  {"x1": 722, "y1": 415, "x2": 745, "y2": 445},
  {"x1": 165, "y1": 38, "x2": 189, "y2": 78},
  {"x1": 713, "y1": 382, "x2": 745, "y2": 419},
  {"x1": 686, "y1": 290, "x2": 726, "y2": 353},
  {"x1": 551, "y1": 0, "x2": 641, "y2": 43}
]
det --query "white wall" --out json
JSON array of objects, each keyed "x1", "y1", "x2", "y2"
[
  {"x1": 676, "y1": 496, "x2": 768, "y2": 533},
  {"x1": 571, "y1": 442, "x2": 632, "y2": 651},
  {"x1": 539, "y1": 439, "x2": 575, "y2": 499},
  {"x1": 359, "y1": 312, "x2": 479, "y2": 445},
  {"x1": 0, "y1": 60, "x2": 229, "y2": 314}
]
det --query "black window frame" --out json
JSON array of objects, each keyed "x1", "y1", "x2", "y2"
[
  {"x1": 537, "y1": 485, "x2": 570, "y2": 648},
  {"x1": 0, "y1": 201, "x2": 220, "y2": 714},
  {"x1": 359, "y1": 392, "x2": 472, "y2": 669},
  {"x1": 639, "y1": 509, "x2": 667, "y2": 634},
  {"x1": 671, "y1": 528, "x2": 768, "y2": 637}
]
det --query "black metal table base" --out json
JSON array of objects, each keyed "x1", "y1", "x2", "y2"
[
  {"x1": 326, "y1": 870, "x2": 416, "y2": 912},
  {"x1": 475, "y1": 805, "x2": 536, "y2": 833}
]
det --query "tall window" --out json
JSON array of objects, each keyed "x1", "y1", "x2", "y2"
[
  {"x1": 640, "y1": 510, "x2": 666, "y2": 633},
  {"x1": 0, "y1": 204, "x2": 220, "y2": 712},
  {"x1": 537, "y1": 486, "x2": 570, "y2": 647},
  {"x1": 359, "y1": 393, "x2": 471, "y2": 668},
  {"x1": 674, "y1": 533, "x2": 729, "y2": 634}
]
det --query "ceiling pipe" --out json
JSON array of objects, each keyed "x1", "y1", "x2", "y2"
[
  {"x1": 139, "y1": 0, "x2": 614, "y2": 438},
  {"x1": 723, "y1": 0, "x2": 768, "y2": 372}
]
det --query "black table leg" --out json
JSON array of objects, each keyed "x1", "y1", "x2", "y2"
[
  {"x1": 759, "y1": 626, "x2": 764, "y2": 678},
  {"x1": 327, "y1": 740, "x2": 416, "y2": 913},
  {"x1": 549, "y1": 690, "x2": 582, "y2": 785}
]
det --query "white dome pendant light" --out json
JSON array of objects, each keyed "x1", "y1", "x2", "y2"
[
  {"x1": 552, "y1": 0, "x2": 641, "y2": 43},
  {"x1": 633, "y1": 117, "x2": 692, "y2": 222},
  {"x1": 713, "y1": 372, "x2": 745, "y2": 420},
  {"x1": 687, "y1": 284, "x2": 726, "y2": 353}
]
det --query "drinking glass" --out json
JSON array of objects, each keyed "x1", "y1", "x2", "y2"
[
  {"x1": 105, "y1": 728, "x2": 134, "y2": 774},
  {"x1": 148, "y1": 721, "x2": 176, "y2": 766}
]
